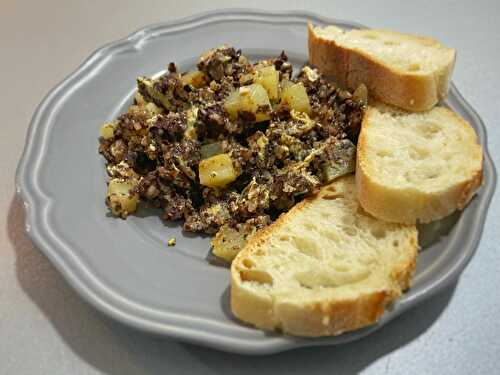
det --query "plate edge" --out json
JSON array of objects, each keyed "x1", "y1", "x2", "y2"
[{"x1": 14, "y1": 8, "x2": 498, "y2": 355}]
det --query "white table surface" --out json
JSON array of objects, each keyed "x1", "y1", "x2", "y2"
[{"x1": 1, "y1": 0, "x2": 499, "y2": 374}]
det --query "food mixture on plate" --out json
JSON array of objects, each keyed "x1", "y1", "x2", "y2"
[{"x1": 98, "y1": 46, "x2": 366, "y2": 260}]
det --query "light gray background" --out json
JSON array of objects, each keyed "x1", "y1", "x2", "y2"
[{"x1": 1, "y1": 0, "x2": 499, "y2": 374}]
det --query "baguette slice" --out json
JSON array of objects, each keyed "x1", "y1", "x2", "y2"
[
  {"x1": 231, "y1": 175, "x2": 417, "y2": 337},
  {"x1": 356, "y1": 104, "x2": 483, "y2": 224},
  {"x1": 308, "y1": 24, "x2": 456, "y2": 111}
]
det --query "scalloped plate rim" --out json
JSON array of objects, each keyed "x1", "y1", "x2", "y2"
[{"x1": 15, "y1": 8, "x2": 497, "y2": 355}]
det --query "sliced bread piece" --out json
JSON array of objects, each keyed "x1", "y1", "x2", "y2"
[
  {"x1": 356, "y1": 104, "x2": 483, "y2": 224},
  {"x1": 231, "y1": 175, "x2": 418, "y2": 337},
  {"x1": 308, "y1": 24, "x2": 456, "y2": 111}
]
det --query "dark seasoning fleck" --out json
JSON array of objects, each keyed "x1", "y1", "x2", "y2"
[{"x1": 99, "y1": 45, "x2": 365, "y2": 253}]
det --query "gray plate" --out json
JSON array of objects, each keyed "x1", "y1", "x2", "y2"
[{"x1": 15, "y1": 9, "x2": 496, "y2": 355}]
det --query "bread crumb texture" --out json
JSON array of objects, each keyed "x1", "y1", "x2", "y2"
[{"x1": 231, "y1": 176, "x2": 418, "y2": 336}]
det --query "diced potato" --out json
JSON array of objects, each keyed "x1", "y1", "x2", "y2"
[
  {"x1": 224, "y1": 83, "x2": 271, "y2": 122},
  {"x1": 211, "y1": 225, "x2": 254, "y2": 262},
  {"x1": 254, "y1": 65, "x2": 279, "y2": 101},
  {"x1": 107, "y1": 179, "x2": 139, "y2": 217},
  {"x1": 280, "y1": 82, "x2": 311, "y2": 114},
  {"x1": 199, "y1": 154, "x2": 237, "y2": 188},
  {"x1": 100, "y1": 122, "x2": 116, "y2": 140},
  {"x1": 181, "y1": 71, "x2": 208, "y2": 88},
  {"x1": 108, "y1": 179, "x2": 136, "y2": 197}
]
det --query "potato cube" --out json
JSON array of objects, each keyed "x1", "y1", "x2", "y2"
[
  {"x1": 254, "y1": 65, "x2": 279, "y2": 100},
  {"x1": 280, "y1": 82, "x2": 311, "y2": 114},
  {"x1": 211, "y1": 225, "x2": 255, "y2": 262},
  {"x1": 107, "y1": 179, "x2": 139, "y2": 217},
  {"x1": 199, "y1": 154, "x2": 237, "y2": 188},
  {"x1": 224, "y1": 83, "x2": 271, "y2": 122},
  {"x1": 100, "y1": 122, "x2": 116, "y2": 140}
]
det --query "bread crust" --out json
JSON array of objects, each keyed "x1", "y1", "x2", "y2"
[
  {"x1": 231, "y1": 279, "x2": 393, "y2": 336},
  {"x1": 230, "y1": 177, "x2": 418, "y2": 337},
  {"x1": 356, "y1": 107, "x2": 483, "y2": 224},
  {"x1": 308, "y1": 23, "x2": 456, "y2": 112}
]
